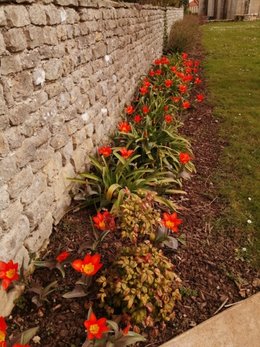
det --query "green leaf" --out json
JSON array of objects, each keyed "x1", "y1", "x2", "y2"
[
  {"x1": 20, "y1": 326, "x2": 39, "y2": 344},
  {"x1": 107, "y1": 320, "x2": 119, "y2": 334},
  {"x1": 79, "y1": 173, "x2": 102, "y2": 182},
  {"x1": 62, "y1": 287, "x2": 88, "y2": 299},
  {"x1": 106, "y1": 183, "x2": 122, "y2": 201}
]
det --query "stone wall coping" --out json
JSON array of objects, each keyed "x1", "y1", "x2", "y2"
[{"x1": 0, "y1": 0, "x2": 183, "y2": 11}]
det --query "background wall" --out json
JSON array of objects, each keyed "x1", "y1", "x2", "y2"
[{"x1": 0, "y1": 0, "x2": 183, "y2": 265}]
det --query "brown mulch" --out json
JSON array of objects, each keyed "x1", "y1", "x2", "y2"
[{"x1": 8, "y1": 58, "x2": 260, "y2": 346}]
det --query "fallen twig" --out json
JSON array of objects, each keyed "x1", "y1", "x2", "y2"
[{"x1": 213, "y1": 297, "x2": 229, "y2": 315}]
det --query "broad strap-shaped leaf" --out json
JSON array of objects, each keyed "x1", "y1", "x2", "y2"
[
  {"x1": 106, "y1": 183, "x2": 122, "y2": 201},
  {"x1": 20, "y1": 326, "x2": 39, "y2": 344}
]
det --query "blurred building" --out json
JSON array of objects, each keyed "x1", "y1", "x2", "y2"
[
  {"x1": 189, "y1": 0, "x2": 199, "y2": 13},
  {"x1": 198, "y1": 0, "x2": 260, "y2": 19}
]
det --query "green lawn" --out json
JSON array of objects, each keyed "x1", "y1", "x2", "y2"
[{"x1": 202, "y1": 21, "x2": 260, "y2": 265}]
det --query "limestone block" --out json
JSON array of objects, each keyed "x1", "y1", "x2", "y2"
[
  {"x1": 57, "y1": 92, "x2": 71, "y2": 110},
  {"x1": 28, "y1": 90, "x2": 48, "y2": 113},
  {"x1": 4, "y1": 28, "x2": 27, "y2": 52},
  {"x1": 50, "y1": 133, "x2": 69, "y2": 150},
  {"x1": 45, "y1": 82, "x2": 65, "y2": 98},
  {"x1": 21, "y1": 172, "x2": 47, "y2": 205},
  {"x1": 0, "y1": 156, "x2": 17, "y2": 186},
  {"x1": 0, "y1": 185, "x2": 9, "y2": 212},
  {"x1": 59, "y1": 162, "x2": 76, "y2": 188},
  {"x1": 0, "y1": 200, "x2": 23, "y2": 230},
  {"x1": 43, "y1": 27, "x2": 59, "y2": 46},
  {"x1": 63, "y1": 104, "x2": 78, "y2": 121},
  {"x1": 5, "y1": 5, "x2": 30, "y2": 27},
  {"x1": 66, "y1": 117, "x2": 85, "y2": 136},
  {"x1": 56, "y1": 24, "x2": 67, "y2": 41},
  {"x1": 79, "y1": 22, "x2": 89, "y2": 36},
  {"x1": 25, "y1": 188, "x2": 55, "y2": 228},
  {"x1": 0, "y1": 8, "x2": 7, "y2": 27},
  {"x1": 30, "y1": 146, "x2": 55, "y2": 173},
  {"x1": 75, "y1": 95, "x2": 90, "y2": 113},
  {"x1": 55, "y1": 0, "x2": 79, "y2": 6},
  {"x1": 45, "y1": 4, "x2": 61, "y2": 25},
  {"x1": 24, "y1": 212, "x2": 53, "y2": 253},
  {"x1": 29, "y1": 4, "x2": 47, "y2": 25},
  {"x1": 0, "y1": 132, "x2": 9, "y2": 157},
  {"x1": 33, "y1": 68, "x2": 45, "y2": 87},
  {"x1": 85, "y1": 123, "x2": 94, "y2": 137},
  {"x1": 72, "y1": 142, "x2": 87, "y2": 172},
  {"x1": 61, "y1": 139, "x2": 73, "y2": 164},
  {"x1": 0, "y1": 55, "x2": 22, "y2": 75},
  {"x1": 0, "y1": 215, "x2": 30, "y2": 261},
  {"x1": 4, "y1": 127, "x2": 24, "y2": 150},
  {"x1": 44, "y1": 59, "x2": 63, "y2": 81},
  {"x1": 10, "y1": 71, "x2": 34, "y2": 99},
  {"x1": 73, "y1": 24, "x2": 81, "y2": 37},
  {"x1": 25, "y1": 26, "x2": 44, "y2": 48},
  {"x1": 9, "y1": 103, "x2": 31, "y2": 126},
  {"x1": 52, "y1": 193, "x2": 71, "y2": 225},
  {"x1": 8, "y1": 166, "x2": 34, "y2": 199},
  {"x1": 72, "y1": 128, "x2": 87, "y2": 147},
  {"x1": 0, "y1": 33, "x2": 6, "y2": 54},
  {"x1": 92, "y1": 42, "x2": 107, "y2": 59},
  {"x1": 21, "y1": 51, "x2": 41, "y2": 69},
  {"x1": 43, "y1": 152, "x2": 63, "y2": 183},
  {"x1": 15, "y1": 137, "x2": 37, "y2": 168},
  {"x1": 65, "y1": 8, "x2": 80, "y2": 24}
]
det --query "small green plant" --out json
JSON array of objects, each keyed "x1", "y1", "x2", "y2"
[
  {"x1": 72, "y1": 154, "x2": 178, "y2": 212},
  {"x1": 29, "y1": 280, "x2": 58, "y2": 307},
  {"x1": 97, "y1": 241, "x2": 181, "y2": 326},
  {"x1": 119, "y1": 191, "x2": 161, "y2": 243},
  {"x1": 82, "y1": 308, "x2": 146, "y2": 347}
]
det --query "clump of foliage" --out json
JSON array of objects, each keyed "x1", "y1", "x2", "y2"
[
  {"x1": 119, "y1": 191, "x2": 161, "y2": 243},
  {"x1": 167, "y1": 15, "x2": 201, "y2": 53},
  {"x1": 97, "y1": 241, "x2": 181, "y2": 326}
]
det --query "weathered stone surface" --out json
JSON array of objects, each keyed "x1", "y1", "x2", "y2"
[
  {"x1": 0, "y1": 132, "x2": 9, "y2": 157},
  {"x1": 5, "y1": 5, "x2": 30, "y2": 27},
  {"x1": 20, "y1": 51, "x2": 41, "y2": 69},
  {"x1": 33, "y1": 68, "x2": 46, "y2": 87},
  {"x1": 9, "y1": 103, "x2": 31, "y2": 125},
  {"x1": 0, "y1": 156, "x2": 17, "y2": 186},
  {"x1": 45, "y1": 4, "x2": 61, "y2": 25},
  {"x1": 25, "y1": 26, "x2": 44, "y2": 48},
  {"x1": 0, "y1": 33, "x2": 5, "y2": 54},
  {"x1": 0, "y1": 215, "x2": 30, "y2": 259},
  {"x1": 0, "y1": 200, "x2": 23, "y2": 230},
  {"x1": 0, "y1": 185, "x2": 9, "y2": 212},
  {"x1": 25, "y1": 188, "x2": 55, "y2": 228},
  {"x1": 15, "y1": 138, "x2": 37, "y2": 168},
  {"x1": 5, "y1": 126, "x2": 24, "y2": 150},
  {"x1": 24, "y1": 212, "x2": 53, "y2": 253},
  {"x1": 21, "y1": 172, "x2": 47, "y2": 205},
  {"x1": 8, "y1": 166, "x2": 34, "y2": 199},
  {"x1": 30, "y1": 146, "x2": 54, "y2": 173},
  {"x1": 4, "y1": 28, "x2": 27, "y2": 52},
  {"x1": 0, "y1": 8, "x2": 7, "y2": 27},
  {"x1": 43, "y1": 152, "x2": 63, "y2": 183},
  {"x1": 10, "y1": 71, "x2": 34, "y2": 99},
  {"x1": 28, "y1": 4, "x2": 47, "y2": 25},
  {"x1": 44, "y1": 59, "x2": 63, "y2": 81},
  {"x1": 0, "y1": 55, "x2": 22, "y2": 75}
]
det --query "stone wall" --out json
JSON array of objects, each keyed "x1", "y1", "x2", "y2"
[{"x1": 0, "y1": 0, "x2": 183, "y2": 265}]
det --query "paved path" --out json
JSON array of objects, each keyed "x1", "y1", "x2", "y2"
[{"x1": 160, "y1": 292, "x2": 260, "y2": 347}]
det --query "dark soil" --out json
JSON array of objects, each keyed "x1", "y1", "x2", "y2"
[{"x1": 7, "y1": 58, "x2": 259, "y2": 346}]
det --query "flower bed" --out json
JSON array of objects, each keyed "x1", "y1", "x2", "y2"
[{"x1": 1, "y1": 52, "x2": 206, "y2": 347}]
